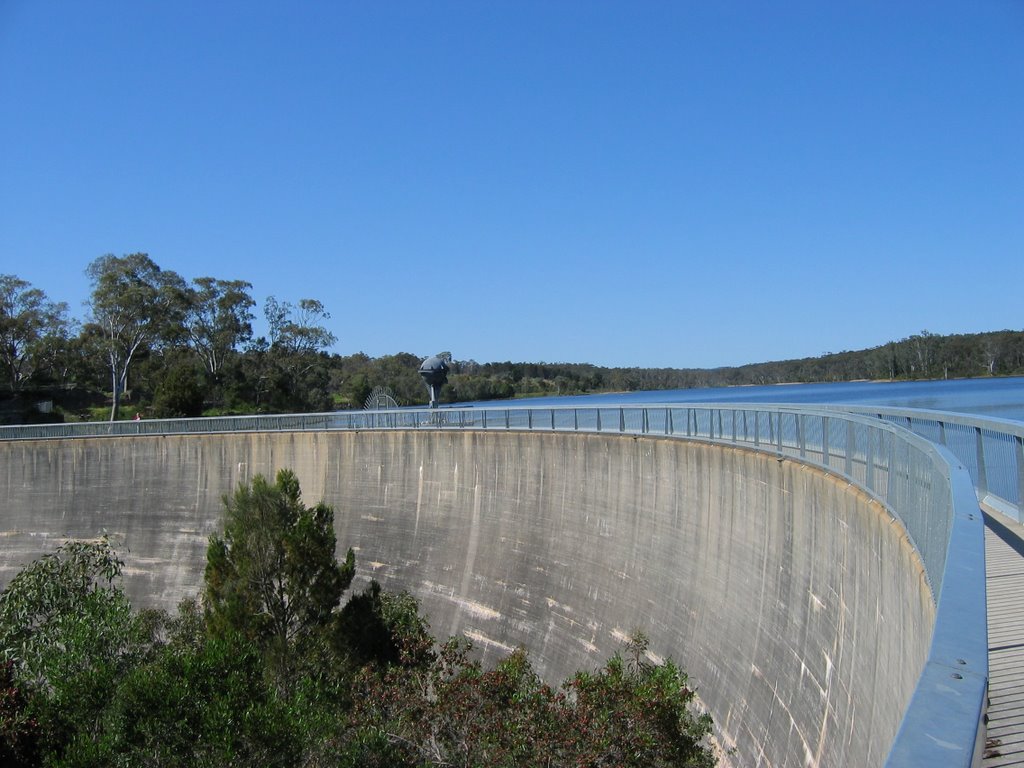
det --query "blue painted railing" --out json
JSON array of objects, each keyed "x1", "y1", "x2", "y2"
[{"x1": 828, "y1": 405, "x2": 1024, "y2": 523}]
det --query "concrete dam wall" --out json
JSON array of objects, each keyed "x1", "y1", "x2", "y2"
[{"x1": 0, "y1": 430, "x2": 934, "y2": 767}]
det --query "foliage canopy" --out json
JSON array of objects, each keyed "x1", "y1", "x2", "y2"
[{"x1": 7, "y1": 253, "x2": 1024, "y2": 423}]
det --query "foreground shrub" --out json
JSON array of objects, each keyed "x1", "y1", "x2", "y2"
[{"x1": 0, "y1": 472, "x2": 717, "y2": 766}]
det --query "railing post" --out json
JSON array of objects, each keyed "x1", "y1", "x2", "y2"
[
  {"x1": 845, "y1": 421, "x2": 855, "y2": 478},
  {"x1": 596, "y1": 410, "x2": 602, "y2": 432},
  {"x1": 866, "y1": 428, "x2": 876, "y2": 489},
  {"x1": 887, "y1": 432, "x2": 899, "y2": 507},
  {"x1": 975, "y1": 427, "x2": 988, "y2": 497},
  {"x1": 665, "y1": 408, "x2": 671, "y2": 435},
  {"x1": 1016, "y1": 435, "x2": 1024, "y2": 511},
  {"x1": 880, "y1": 434, "x2": 897, "y2": 505},
  {"x1": 822, "y1": 416, "x2": 830, "y2": 467},
  {"x1": 619, "y1": 408, "x2": 625, "y2": 432},
  {"x1": 574, "y1": 409, "x2": 578, "y2": 431},
  {"x1": 551, "y1": 410, "x2": 555, "y2": 430}
]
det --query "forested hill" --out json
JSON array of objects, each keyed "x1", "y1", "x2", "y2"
[{"x1": 442, "y1": 329, "x2": 1024, "y2": 402}]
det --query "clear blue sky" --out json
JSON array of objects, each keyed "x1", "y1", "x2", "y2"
[{"x1": 2, "y1": 2, "x2": 1021, "y2": 369}]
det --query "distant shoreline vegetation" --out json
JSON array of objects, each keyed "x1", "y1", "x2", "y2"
[
  {"x1": 2, "y1": 266, "x2": 1022, "y2": 423},
  {"x1": 435, "y1": 329, "x2": 1024, "y2": 405}
]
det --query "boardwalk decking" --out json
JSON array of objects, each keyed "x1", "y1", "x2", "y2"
[{"x1": 983, "y1": 512, "x2": 1024, "y2": 767}]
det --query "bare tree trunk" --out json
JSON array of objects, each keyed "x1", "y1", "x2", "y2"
[{"x1": 109, "y1": 365, "x2": 120, "y2": 421}]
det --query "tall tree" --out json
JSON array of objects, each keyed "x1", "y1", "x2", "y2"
[
  {"x1": 205, "y1": 469, "x2": 355, "y2": 690},
  {"x1": 85, "y1": 254, "x2": 188, "y2": 420},
  {"x1": 260, "y1": 296, "x2": 338, "y2": 411},
  {"x1": 264, "y1": 296, "x2": 337, "y2": 356},
  {"x1": 185, "y1": 277, "x2": 255, "y2": 378},
  {"x1": 0, "y1": 275, "x2": 70, "y2": 393}
]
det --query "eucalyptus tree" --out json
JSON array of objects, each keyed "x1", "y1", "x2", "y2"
[
  {"x1": 261, "y1": 296, "x2": 337, "y2": 410},
  {"x1": 264, "y1": 296, "x2": 337, "y2": 356},
  {"x1": 0, "y1": 274, "x2": 70, "y2": 393},
  {"x1": 85, "y1": 254, "x2": 189, "y2": 420},
  {"x1": 185, "y1": 277, "x2": 255, "y2": 379}
]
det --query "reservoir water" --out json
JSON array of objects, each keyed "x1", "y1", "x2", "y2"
[{"x1": 462, "y1": 376, "x2": 1024, "y2": 424}]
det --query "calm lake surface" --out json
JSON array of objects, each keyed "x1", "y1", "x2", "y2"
[{"x1": 462, "y1": 376, "x2": 1024, "y2": 424}]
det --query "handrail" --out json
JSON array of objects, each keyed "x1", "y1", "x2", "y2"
[
  {"x1": 821, "y1": 404, "x2": 1024, "y2": 523},
  {"x1": 0, "y1": 403, "x2": 990, "y2": 766}
]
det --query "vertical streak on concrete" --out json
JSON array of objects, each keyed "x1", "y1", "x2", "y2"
[
  {"x1": 450, "y1": 481, "x2": 483, "y2": 640},
  {"x1": 415, "y1": 463, "x2": 423, "y2": 538},
  {"x1": 195, "y1": 441, "x2": 204, "y2": 513}
]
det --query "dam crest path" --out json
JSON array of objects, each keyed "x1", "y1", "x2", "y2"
[{"x1": 983, "y1": 512, "x2": 1024, "y2": 767}]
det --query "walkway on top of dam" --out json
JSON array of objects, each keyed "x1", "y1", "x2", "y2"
[{"x1": 983, "y1": 512, "x2": 1024, "y2": 767}]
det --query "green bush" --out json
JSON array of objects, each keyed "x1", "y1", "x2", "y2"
[
  {"x1": 0, "y1": 477, "x2": 717, "y2": 766},
  {"x1": 151, "y1": 363, "x2": 205, "y2": 418}
]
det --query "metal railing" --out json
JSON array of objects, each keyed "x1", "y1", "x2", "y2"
[
  {"x1": 825, "y1": 405, "x2": 1024, "y2": 524},
  {"x1": 0, "y1": 403, "x2": 991, "y2": 767}
]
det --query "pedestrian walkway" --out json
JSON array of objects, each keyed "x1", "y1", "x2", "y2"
[{"x1": 982, "y1": 512, "x2": 1024, "y2": 767}]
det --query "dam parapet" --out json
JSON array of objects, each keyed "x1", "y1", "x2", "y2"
[{"x1": 0, "y1": 403, "x2": 992, "y2": 767}]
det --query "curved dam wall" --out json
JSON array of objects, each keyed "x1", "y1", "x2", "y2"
[{"x1": 0, "y1": 430, "x2": 934, "y2": 767}]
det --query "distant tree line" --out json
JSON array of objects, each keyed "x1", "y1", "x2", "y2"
[{"x1": 2, "y1": 256, "x2": 1023, "y2": 423}]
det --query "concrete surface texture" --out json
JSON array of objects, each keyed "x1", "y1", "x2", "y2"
[{"x1": 0, "y1": 430, "x2": 935, "y2": 767}]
